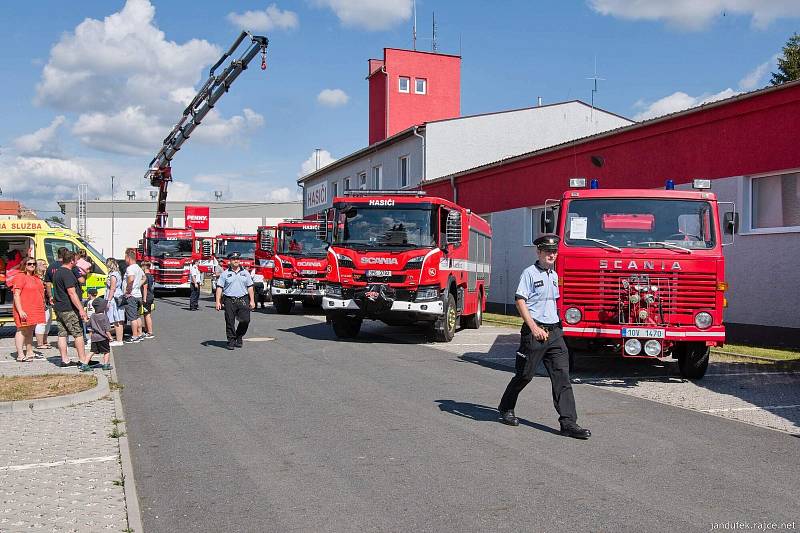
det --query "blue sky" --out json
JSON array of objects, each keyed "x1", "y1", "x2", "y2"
[{"x1": 0, "y1": 0, "x2": 798, "y2": 218}]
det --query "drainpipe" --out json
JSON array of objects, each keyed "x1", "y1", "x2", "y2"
[
  {"x1": 450, "y1": 175, "x2": 457, "y2": 204},
  {"x1": 413, "y1": 125, "x2": 425, "y2": 188}
]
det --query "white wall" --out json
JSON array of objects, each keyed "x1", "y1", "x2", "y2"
[{"x1": 425, "y1": 102, "x2": 632, "y2": 181}]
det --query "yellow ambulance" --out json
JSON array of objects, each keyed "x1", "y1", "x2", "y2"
[{"x1": 0, "y1": 219, "x2": 108, "y2": 326}]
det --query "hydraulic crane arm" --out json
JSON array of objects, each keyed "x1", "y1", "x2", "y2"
[{"x1": 146, "y1": 31, "x2": 268, "y2": 227}]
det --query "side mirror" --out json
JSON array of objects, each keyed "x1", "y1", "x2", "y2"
[
  {"x1": 723, "y1": 211, "x2": 739, "y2": 235},
  {"x1": 137, "y1": 239, "x2": 144, "y2": 255},
  {"x1": 446, "y1": 210, "x2": 462, "y2": 247},
  {"x1": 540, "y1": 209, "x2": 556, "y2": 234}
]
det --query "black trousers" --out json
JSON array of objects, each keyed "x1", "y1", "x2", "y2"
[
  {"x1": 498, "y1": 326, "x2": 578, "y2": 427},
  {"x1": 223, "y1": 296, "x2": 250, "y2": 342},
  {"x1": 189, "y1": 284, "x2": 200, "y2": 309}
]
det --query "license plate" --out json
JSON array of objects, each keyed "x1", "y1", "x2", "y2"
[
  {"x1": 300, "y1": 270, "x2": 318, "y2": 275},
  {"x1": 368, "y1": 270, "x2": 391, "y2": 277},
  {"x1": 305, "y1": 283, "x2": 317, "y2": 290},
  {"x1": 622, "y1": 328, "x2": 665, "y2": 339}
]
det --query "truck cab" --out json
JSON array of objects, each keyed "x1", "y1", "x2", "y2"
[
  {"x1": 142, "y1": 226, "x2": 196, "y2": 291},
  {"x1": 322, "y1": 191, "x2": 491, "y2": 342},
  {"x1": 547, "y1": 179, "x2": 733, "y2": 379},
  {"x1": 215, "y1": 233, "x2": 257, "y2": 271}
]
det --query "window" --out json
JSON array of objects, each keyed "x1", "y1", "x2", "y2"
[
  {"x1": 358, "y1": 172, "x2": 367, "y2": 190},
  {"x1": 344, "y1": 177, "x2": 351, "y2": 191},
  {"x1": 399, "y1": 156, "x2": 409, "y2": 188},
  {"x1": 415, "y1": 78, "x2": 427, "y2": 94},
  {"x1": 751, "y1": 172, "x2": 800, "y2": 230},
  {"x1": 372, "y1": 165, "x2": 382, "y2": 189},
  {"x1": 331, "y1": 181, "x2": 338, "y2": 198},
  {"x1": 398, "y1": 76, "x2": 410, "y2": 93},
  {"x1": 44, "y1": 238, "x2": 78, "y2": 265}
]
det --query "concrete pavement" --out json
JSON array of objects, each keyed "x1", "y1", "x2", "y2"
[{"x1": 115, "y1": 295, "x2": 799, "y2": 533}]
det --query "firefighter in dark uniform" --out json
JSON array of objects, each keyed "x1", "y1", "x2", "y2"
[
  {"x1": 215, "y1": 252, "x2": 255, "y2": 350},
  {"x1": 497, "y1": 234, "x2": 591, "y2": 439}
]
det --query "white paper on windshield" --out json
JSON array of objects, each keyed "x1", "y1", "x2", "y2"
[{"x1": 570, "y1": 217, "x2": 588, "y2": 239}]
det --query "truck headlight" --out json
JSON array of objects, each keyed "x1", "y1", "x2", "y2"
[
  {"x1": 644, "y1": 339, "x2": 662, "y2": 356},
  {"x1": 272, "y1": 279, "x2": 285, "y2": 288},
  {"x1": 624, "y1": 338, "x2": 642, "y2": 355},
  {"x1": 325, "y1": 284, "x2": 342, "y2": 298},
  {"x1": 694, "y1": 312, "x2": 713, "y2": 329},
  {"x1": 564, "y1": 307, "x2": 582, "y2": 324},
  {"x1": 415, "y1": 286, "x2": 439, "y2": 301}
]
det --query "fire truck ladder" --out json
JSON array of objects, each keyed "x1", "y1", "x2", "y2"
[{"x1": 145, "y1": 31, "x2": 269, "y2": 228}]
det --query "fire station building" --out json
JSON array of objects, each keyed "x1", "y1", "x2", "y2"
[{"x1": 299, "y1": 46, "x2": 800, "y2": 346}]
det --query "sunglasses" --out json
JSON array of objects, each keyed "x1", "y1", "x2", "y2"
[{"x1": 26, "y1": 262, "x2": 37, "y2": 266}]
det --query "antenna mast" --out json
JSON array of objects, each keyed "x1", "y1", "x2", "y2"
[
  {"x1": 432, "y1": 12, "x2": 437, "y2": 52},
  {"x1": 586, "y1": 56, "x2": 605, "y2": 125},
  {"x1": 412, "y1": 0, "x2": 417, "y2": 50}
]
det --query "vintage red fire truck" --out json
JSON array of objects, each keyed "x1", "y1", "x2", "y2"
[
  {"x1": 140, "y1": 226, "x2": 197, "y2": 290},
  {"x1": 545, "y1": 178, "x2": 735, "y2": 379},
  {"x1": 262, "y1": 219, "x2": 330, "y2": 314},
  {"x1": 321, "y1": 191, "x2": 491, "y2": 341},
  {"x1": 214, "y1": 233, "x2": 257, "y2": 270}
]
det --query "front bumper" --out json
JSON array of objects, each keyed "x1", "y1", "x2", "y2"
[
  {"x1": 562, "y1": 325, "x2": 725, "y2": 343},
  {"x1": 154, "y1": 282, "x2": 191, "y2": 290},
  {"x1": 323, "y1": 296, "x2": 444, "y2": 316},
  {"x1": 272, "y1": 286, "x2": 325, "y2": 297}
]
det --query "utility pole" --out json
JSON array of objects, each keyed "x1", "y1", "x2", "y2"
[{"x1": 111, "y1": 176, "x2": 115, "y2": 257}]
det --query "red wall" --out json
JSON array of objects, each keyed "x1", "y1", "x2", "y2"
[
  {"x1": 424, "y1": 83, "x2": 800, "y2": 214},
  {"x1": 368, "y1": 69, "x2": 387, "y2": 145}
]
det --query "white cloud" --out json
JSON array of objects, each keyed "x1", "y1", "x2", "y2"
[
  {"x1": 588, "y1": 0, "x2": 800, "y2": 30},
  {"x1": 299, "y1": 149, "x2": 336, "y2": 177},
  {"x1": 317, "y1": 88, "x2": 350, "y2": 107},
  {"x1": 739, "y1": 54, "x2": 780, "y2": 90},
  {"x1": 313, "y1": 0, "x2": 412, "y2": 30},
  {"x1": 267, "y1": 187, "x2": 301, "y2": 202},
  {"x1": 227, "y1": 4, "x2": 299, "y2": 31},
  {"x1": 633, "y1": 88, "x2": 738, "y2": 121},
  {"x1": 34, "y1": 0, "x2": 264, "y2": 156},
  {"x1": 12, "y1": 116, "x2": 66, "y2": 157}
]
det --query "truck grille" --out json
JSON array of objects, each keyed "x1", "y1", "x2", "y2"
[{"x1": 562, "y1": 269, "x2": 716, "y2": 326}]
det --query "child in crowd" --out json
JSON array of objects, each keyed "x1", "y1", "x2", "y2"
[
  {"x1": 84, "y1": 288, "x2": 97, "y2": 348},
  {"x1": 89, "y1": 298, "x2": 113, "y2": 370}
]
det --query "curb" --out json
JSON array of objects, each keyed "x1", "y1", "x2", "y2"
[
  {"x1": 711, "y1": 349, "x2": 799, "y2": 364},
  {"x1": 0, "y1": 372, "x2": 109, "y2": 414},
  {"x1": 110, "y1": 355, "x2": 145, "y2": 533}
]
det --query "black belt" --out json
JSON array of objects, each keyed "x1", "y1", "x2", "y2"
[
  {"x1": 223, "y1": 295, "x2": 248, "y2": 300},
  {"x1": 535, "y1": 321, "x2": 562, "y2": 332}
]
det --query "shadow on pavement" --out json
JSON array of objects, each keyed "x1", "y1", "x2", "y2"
[
  {"x1": 435, "y1": 399, "x2": 562, "y2": 435},
  {"x1": 201, "y1": 340, "x2": 231, "y2": 349}
]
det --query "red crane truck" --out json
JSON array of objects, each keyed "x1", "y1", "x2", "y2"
[
  {"x1": 544, "y1": 178, "x2": 735, "y2": 379},
  {"x1": 141, "y1": 31, "x2": 268, "y2": 292},
  {"x1": 321, "y1": 191, "x2": 491, "y2": 341},
  {"x1": 263, "y1": 219, "x2": 330, "y2": 314}
]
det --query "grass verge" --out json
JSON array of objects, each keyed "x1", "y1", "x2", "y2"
[{"x1": 0, "y1": 374, "x2": 97, "y2": 401}]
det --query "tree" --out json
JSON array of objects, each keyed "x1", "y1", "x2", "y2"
[
  {"x1": 45, "y1": 215, "x2": 65, "y2": 226},
  {"x1": 771, "y1": 33, "x2": 800, "y2": 85}
]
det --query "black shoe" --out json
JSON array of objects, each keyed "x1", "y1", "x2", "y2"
[
  {"x1": 498, "y1": 409, "x2": 519, "y2": 426},
  {"x1": 226, "y1": 342, "x2": 235, "y2": 351},
  {"x1": 235, "y1": 337, "x2": 243, "y2": 347},
  {"x1": 560, "y1": 424, "x2": 591, "y2": 439}
]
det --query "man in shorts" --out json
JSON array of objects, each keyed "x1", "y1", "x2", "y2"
[
  {"x1": 52, "y1": 250, "x2": 91, "y2": 370},
  {"x1": 123, "y1": 250, "x2": 145, "y2": 343}
]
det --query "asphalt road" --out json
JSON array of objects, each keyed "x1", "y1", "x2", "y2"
[{"x1": 116, "y1": 295, "x2": 799, "y2": 533}]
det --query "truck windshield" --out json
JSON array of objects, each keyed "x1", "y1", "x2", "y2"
[
  {"x1": 279, "y1": 228, "x2": 328, "y2": 257},
  {"x1": 150, "y1": 238, "x2": 193, "y2": 258},
  {"x1": 336, "y1": 206, "x2": 436, "y2": 248},
  {"x1": 217, "y1": 240, "x2": 256, "y2": 259},
  {"x1": 563, "y1": 199, "x2": 717, "y2": 250}
]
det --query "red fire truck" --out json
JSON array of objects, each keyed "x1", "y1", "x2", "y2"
[
  {"x1": 545, "y1": 178, "x2": 735, "y2": 379},
  {"x1": 140, "y1": 227, "x2": 197, "y2": 290},
  {"x1": 263, "y1": 219, "x2": 330, "y2": 314},
  {"x1": 196, "y1": 236, "x2": 215, "y2": 275},
  {"x1": 321, "y1": 191, "x2": 491, "y2": 341},
  {"x1": 215, "y1": 233, "x2": 257, "y2": 270}
]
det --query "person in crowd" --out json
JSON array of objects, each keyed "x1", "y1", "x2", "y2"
[
  {"x1": 45, "y1": 247, "x2": 83, "y2": 306},
  {"x1": 123, "y1": 250, "x2": 145, "y2": 343},
  {"x1": 215, "y1": 252, "x2": 255, "y2": 350},
  {"x1": 84, "y1": 288, "x2": 97, "y2": 348},
  {"x1": 141, "y1": 261, "x2": 155, "y2": 338},
  {"x1": 88, "y1": 298, "x2": 113, "y2": 370},
  {"x1": 52, "y1": 250, "x2": 91, "y2": 370},
  {"x1": 12, "y1": 255, "x2": 46, "y2": 362},
  {"x1": 188, "y1": 258, "x2": 202, "y2": 310},
  {"x1": 35, "y1": 259, "x2": 53, "y2": 350},
  {"x1": 104, "y1": 258, "x2": 125, "y2": 347}
]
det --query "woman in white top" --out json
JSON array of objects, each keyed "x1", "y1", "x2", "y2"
[{"x1": 105, "y1": 258, "x2": 125, "y2": 346}]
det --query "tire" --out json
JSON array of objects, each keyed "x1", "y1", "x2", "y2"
[
  {"x1": 332, "y1": 316, "x2": 362, "y2": 339},
  {"x1": 462, "y1": 293, "x2": 483, "y2": 330},
  {"x1": 274, "y1": 297, "x2": 294, "y2": 315},
  {"x1": 677, "y1": 342, "x2": 710, "y2": 380},
  {"x1": 434, "y1": 293, "x2": 457, "y2": 342}
]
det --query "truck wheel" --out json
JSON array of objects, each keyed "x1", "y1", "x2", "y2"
[
  {"x1": 434, "y1": 293, "x2": 457, "y2": 342},
  {"x1": 332, "y1": 316, "x2": 361, "y2": 339},
  {"x1": 274, "y1": 297, "x2": 294, "y2": 315},
  {"x1": 677, "y1": 342, "x2": 710, "y2": 380},
  {"x1": 462, "y1": 293, "x2": 483, "y2": 330}
]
